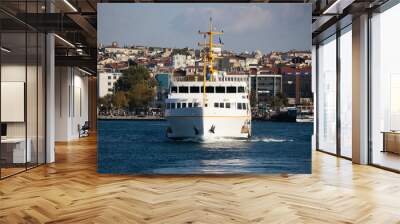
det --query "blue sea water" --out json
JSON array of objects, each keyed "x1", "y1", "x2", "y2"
[{"x1": 97, "y1": 120, "x2": 312, "y2": 174}]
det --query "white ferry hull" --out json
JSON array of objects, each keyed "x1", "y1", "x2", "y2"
[
  {"x1": 165, "y1": 107, "x2": 251, "y2": 140},
  {"x1": 166, "y1": 115, "x2": 251, "y2": 139}
]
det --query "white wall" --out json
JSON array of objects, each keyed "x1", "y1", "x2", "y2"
[
  {"x1": 1, "y1": 82, "x2": 25, "y2": 122},
  {"x1": 55, "y1": 67, "x2": 89, "y2": 141}
]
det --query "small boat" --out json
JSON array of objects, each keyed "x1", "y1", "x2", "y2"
[{"x1": 296, "y1": 112, "x2": 314, "y2": 123}]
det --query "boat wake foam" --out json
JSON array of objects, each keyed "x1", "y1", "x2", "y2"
[
  {"x1": 250, "y1": 137, "x2": 293, "y2": 143},
  {"x1": 170, "y1": 136, "x2": 293, "y2": 143}
]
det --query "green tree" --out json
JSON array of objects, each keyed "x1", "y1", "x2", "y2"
[
  {"x1": 112, "y1": 91, "x2": 128, "y2": 110},
  {"x1": 114, "y1": 65, "x2": 157, "y2": 111},
  {"x1": 127, "y1": 82, "x2": 153, "y2": 109},
  {"x1": 98, "y1": 94, "x2": 113, "y2": 112},
  {"x1": 270, "y1": 93, "x2": 288, "y2": 110},
  {"x1": 250, "y1": 91, "x2": 257, "y2": 108}
]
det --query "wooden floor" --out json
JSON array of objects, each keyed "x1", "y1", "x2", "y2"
[{"x1": 1, "y1": 135, "x2": 400, "y2": 224}]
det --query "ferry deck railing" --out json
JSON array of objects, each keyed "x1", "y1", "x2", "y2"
[{"x1": 172, "y1": 75, "x2": 249, "y2": 82}]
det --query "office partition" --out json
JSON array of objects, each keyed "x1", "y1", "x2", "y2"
[{"x1": 0, "y1": 1, "x2": 46, "y2": 179}]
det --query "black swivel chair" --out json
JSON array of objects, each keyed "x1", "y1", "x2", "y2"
[{"x1": 79, "y1": 121, "x2": 90, "y2": 138}]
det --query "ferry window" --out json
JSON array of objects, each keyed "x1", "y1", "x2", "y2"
[
  {"x1": 219, "y1": 102, "x2": 224, "y2": 108},
  {"x1": 216, "y1": 86, "x2": 225, "y2": 93},
  {"x1": 227, "y1": 86, "x2": 236, "y2": 93},
  {"x1": 171, "y1": 103, "x2": 176, "y2": 109},
  {"x1": 166, "y1": 103, "x2": 170, "y2": 109},
  {"x1": 190, "y1": 86, "x2": 200, "y2": 93},
  {"x1": 177, "y1": 103, "x2": 181, "y2": 108},
  {"x1": 182, "y1": 103, "x2": 187, "y2": 108},
  {"x1": 205, "y1": 103, "x2": 208, "y2": 107},
  {"x1": 214, "y1": 102, "x2": 219, "y2": 108},
  {"x1": 188, "y1": 103, "x2": 193, "y2": 108},
  {"x1": 226, "y1": 103, "x2": 231, "y2": 108},
  {"x1": 206, "y1": 86, "x2": 215, "y2": 93},
  {"x1": 171, "y1": 86, "x2": 177, "y2": 93},
  {"x1": 237, "y1": 103, "x2": 242, "y2": 110},
  {"x1": 238, "y1": 86, "x2": 245, "y2": 93},
  {"x1": 194, "y1": 102, "x2": 199, "y2": 107},
  {"x1": 242, "y1": 103, "x2": 247, "y2": 110},
  {"x1": 179, "y1": 86, "x2": 189, "y2": 93}
]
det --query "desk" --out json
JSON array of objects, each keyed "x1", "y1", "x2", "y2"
[
  {"x1": 382, "y1": 131, "x2": 400, "y2": 154},
  {"x1": 1, "y1": 138, "x2": 31, "y2": 163}
]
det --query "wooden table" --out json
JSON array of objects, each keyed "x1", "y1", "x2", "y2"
[{"x1": 382, "y1": 131, "x2": 400, "y2": 154}]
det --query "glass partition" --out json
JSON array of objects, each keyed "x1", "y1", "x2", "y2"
[
  {"x1": 0, "y1": 1, "x2": 46, "y2": 179},
  {"x1": 1, "y1": 31, "x2": 28, "y2": 177},
  {"x1": 370, "y1": 3, "x2": 400, "y2": 171},
  {"x1": 317, "y1": 35, "x2": 337, "y2": 154}
]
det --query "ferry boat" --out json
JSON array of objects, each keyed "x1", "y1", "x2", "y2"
[{"x1": 165, "y1": 18, "x2": 251, "y2": 140}]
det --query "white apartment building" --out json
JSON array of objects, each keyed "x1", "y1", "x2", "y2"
[
  {"x1": 245, "y1": 57, "x2": 259, "y2": 70},
  {"x1": 173, "y1": 54, "x2": 187, "y2": 69},
  {"x1": 98, "y1": 72, "x2": 122, "y2": 97}
]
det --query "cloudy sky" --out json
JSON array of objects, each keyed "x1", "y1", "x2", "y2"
[{"x1": 98, "y1": 4, "x2": 311, "y2": 54}]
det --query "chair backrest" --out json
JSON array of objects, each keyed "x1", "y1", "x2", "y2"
[{"x1": 83, "y1": 121, "x2": 90, "y2": 129}]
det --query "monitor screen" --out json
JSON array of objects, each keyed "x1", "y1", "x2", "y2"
[{"x1": 1, "y1": 123, "x2": 7, "y2": 137}]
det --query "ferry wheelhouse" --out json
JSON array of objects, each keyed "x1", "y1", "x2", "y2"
[{"x1": 165, "y1": 18, "x2": 252, "y2": 140}]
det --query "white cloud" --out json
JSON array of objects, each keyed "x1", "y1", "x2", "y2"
[
  {"x1": 225, "y1": 6, "x2": 273, "y2": 33},
  {"x1": 171, "y1": 5, "x2": 273, "y2": 34}
]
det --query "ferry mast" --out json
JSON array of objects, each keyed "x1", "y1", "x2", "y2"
[{"x1": 198, "y1": 17, "x2": 224, "y2": 104}]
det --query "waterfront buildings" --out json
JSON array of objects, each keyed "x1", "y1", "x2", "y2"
[
  {"x1": 97, "y1": 38, "x2": 312, "y2": 114},
  {"x1": 99, "y1": 44, "x2": 312, "y2": 110}
]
